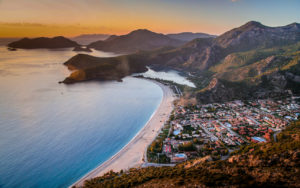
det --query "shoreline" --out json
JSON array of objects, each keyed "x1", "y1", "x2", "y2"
[{"x1": 70, "y1": 80, "x2": 176, "y2": 188}]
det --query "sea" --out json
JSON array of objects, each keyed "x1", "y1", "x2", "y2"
[{"x1": 0, "y1": 44, "x2": 194, "y2": 188}]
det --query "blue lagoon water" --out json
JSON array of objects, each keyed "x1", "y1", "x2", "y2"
[
  {"x1": 0, "y1": 47, "x2": 163, "y2": 188},
  {"x1": 137, "y1": 67, "x2": 195, "y2": 87}
]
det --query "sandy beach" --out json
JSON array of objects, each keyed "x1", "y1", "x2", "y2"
[{"x1": 70, "y1": 80, "x2": 176, "y2": 188}]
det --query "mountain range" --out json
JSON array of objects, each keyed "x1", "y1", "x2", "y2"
[
  {"x1": 87, "y1": 30, "x2": 216, "y2": 53},
  {"x1": 139, "y1": 21, "x2": 300, "y2": 71},
  {"x1": 70, "y1": 32, "x2": 215, "y2": 46},
  {"x1": 62, "y1": 21, "x2": 300, "y2": 103},
  {"x1": 7, "y1": 30, "x2": 215, "y2": 53},
  {"x1": 87, "y1": 29, "x2": 185, "y2": 54}
]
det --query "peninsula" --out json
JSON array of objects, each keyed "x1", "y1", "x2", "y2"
[{"x1": 61, "y1": 54, "x2": 148, "y2": 84}]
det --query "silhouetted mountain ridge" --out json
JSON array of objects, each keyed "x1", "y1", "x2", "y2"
[
  {"x1": 167, "y1": 32, "x2": 217, "y2": 41},
  {"x1": 8, "y1": 36, "x2": 79, "y2": 49},
  {"x1": 88, "y1": 29, "x2": 184, "y2": 53}
]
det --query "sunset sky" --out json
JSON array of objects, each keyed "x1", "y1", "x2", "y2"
[{"x1": 0, "y1": 0, "x2": 299, "y2": 37}]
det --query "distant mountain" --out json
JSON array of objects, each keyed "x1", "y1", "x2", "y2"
[
  {"x1": 8, "y1": 36, "x2": 79, "y2": 49},
  {"x1": 167, "y1": 32, "x2": 217, "y2": 42},
  {"x1": 88, "y1": 29, "x2": 184, "y2": 54},
  {"x1": 70, "y1": 34, "x2": 110, "y2": 45},
  {"x1": 61, "y1": 21, "x2": 300, "y2": 103},
  {"x1": 137, "y1": 21, "x2": 300, "y2": 71}
]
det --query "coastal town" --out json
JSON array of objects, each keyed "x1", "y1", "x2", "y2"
[{"x1": 147, "y1": 96, "x2": 300, "y2": 164}]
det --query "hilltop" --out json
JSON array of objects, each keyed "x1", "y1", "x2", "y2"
[{"x1": 88, "y1": 29, "x2": 184, "y2": 54}]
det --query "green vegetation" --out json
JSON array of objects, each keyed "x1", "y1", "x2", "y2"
[
  {"x1": 209, "y1": 42, "x2": 300, "y2": 83},
  {"x1": 191, "y1": 42, "x2": 300, "y2": 103},
  {"x1": 178, "y1": 141, "x2": 195, "y2": 151},
  {"x1": 147, "y1": 123, "x2": 171, "y2": 163}
]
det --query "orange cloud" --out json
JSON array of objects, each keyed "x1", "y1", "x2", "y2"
[{"x1": 0, "y1": 22, "x2": 122, "y2": 38}]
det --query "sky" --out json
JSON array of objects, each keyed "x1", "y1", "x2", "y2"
[{"x1": 0, "y1": 0, "x2": 299, "y2": 37}]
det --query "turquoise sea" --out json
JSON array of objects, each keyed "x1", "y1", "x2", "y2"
[
  {"x1": 0, "y1": 45, "x2": 194, "y2": 188},
  {"x1": 0, "y1": 46, "x2": 165, "y2": 188}
]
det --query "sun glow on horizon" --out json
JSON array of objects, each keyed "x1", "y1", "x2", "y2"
[
  {"x1": 0, "y1": 22, "x2": 230, "y2": 38},
  {"x1": 0, "y1": 0, "x2": 299, "y2": 38}
]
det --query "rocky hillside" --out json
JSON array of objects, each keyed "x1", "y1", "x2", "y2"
[
  {"x1": 88, "y1": 29, "x2": 184, "y2": 54},
  {"x1": 215, "y1": 21, "x2": 300, "y2": 51},
  {"x1": 79, "y1": 120, "x2": 300, "y2": 188},
  {"x1": 87, "y1": 21, "x2": 299, "y2": 72},
  {"x1": 195, "y1": 41, "x2": 300, "y2": 103},
  {"x1": 151, "y1": 21, "x2": 300, "y2": 71},
  {"x1": 8, "y1": 36, "x2": 79, "y2": 49}
]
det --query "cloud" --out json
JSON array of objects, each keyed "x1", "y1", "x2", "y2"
[{"x1": 231, "y1": 0, "x2": 239, "y2": 2}]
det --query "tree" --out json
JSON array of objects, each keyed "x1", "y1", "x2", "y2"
[{"x1": 178, "y1": 142, "x2": 196, "y2": 151}]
